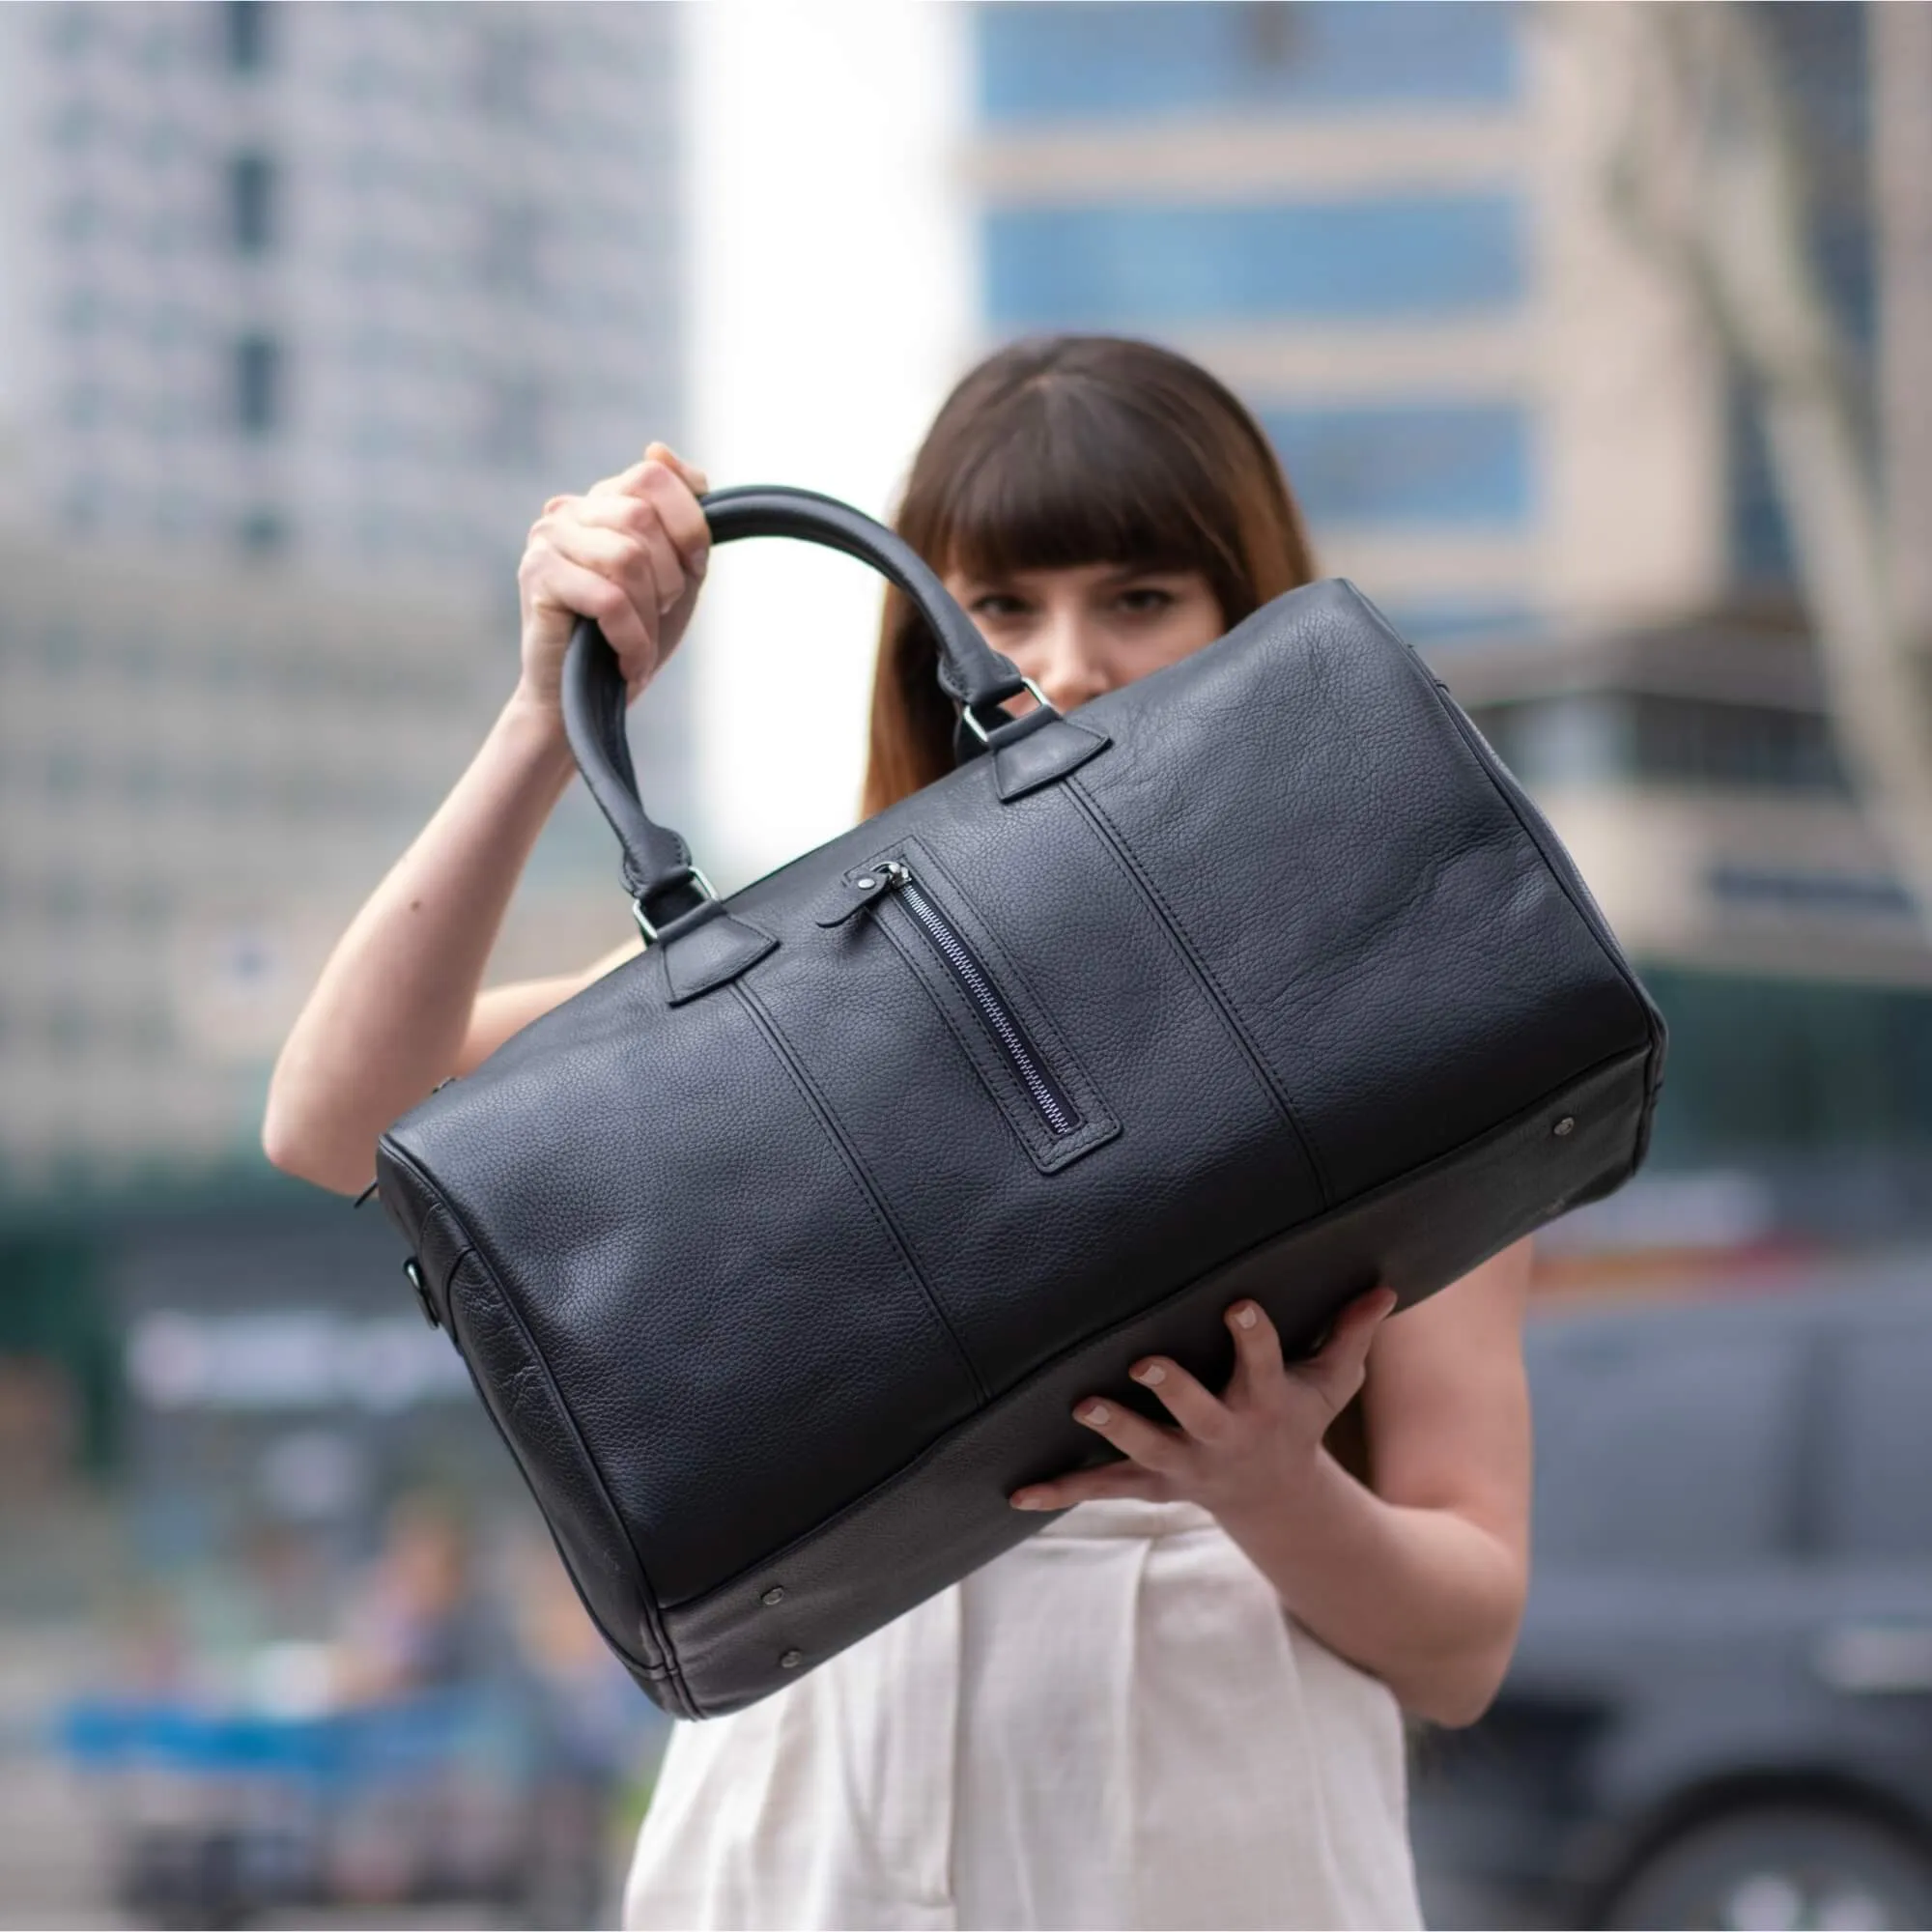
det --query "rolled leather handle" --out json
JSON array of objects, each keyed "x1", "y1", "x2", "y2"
[{"x1": 561, "y1": 484, "x2": 1039, "y2": 933}]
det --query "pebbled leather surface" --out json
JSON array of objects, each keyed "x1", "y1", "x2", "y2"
[
  {"x1": 664, "y1": 1042, "x2": 1650, "y2": 1715},
  {"x1": 377, "y1": 565, "x2": 1666, "y2": 1718},
  {"x1": 442, "y1": 1244, "x2": 694, "y2": 1713}
]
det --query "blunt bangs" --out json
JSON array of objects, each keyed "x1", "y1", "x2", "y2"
[{"x1": 923, "y1": 376, "x2": 1246, "y2": 603}]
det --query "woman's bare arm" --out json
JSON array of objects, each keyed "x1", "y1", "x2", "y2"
[
  {"x1": 460, "y1": 934, "x2": 642, "y2": 1078},
  {"x1": 262, "y1": 445, "x2": 705, "y2": 1196},
  {"x1": 264, "y1": 698, "x2": 582, "y2": 1194},
  {"x1": 1228, "y1": 1240, "x2": 1534, "y2": 1726}
]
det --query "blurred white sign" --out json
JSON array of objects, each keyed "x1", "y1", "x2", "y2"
[{"x1": 127, "y1": 1309, "x2": 472, "y2": 1412}]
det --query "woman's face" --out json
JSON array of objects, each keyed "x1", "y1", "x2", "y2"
[{"x1": 943, "y1": 561, "x2": 1225, "y2": 717}]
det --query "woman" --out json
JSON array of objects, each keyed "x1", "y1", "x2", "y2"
[{"x1": 265, "y1": 335, "x2": 1532, "y2": 1931}]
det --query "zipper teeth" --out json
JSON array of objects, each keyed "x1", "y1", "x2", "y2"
[{"x1": 894, "y1": 875, "x2": 1079, "y2": 1137}]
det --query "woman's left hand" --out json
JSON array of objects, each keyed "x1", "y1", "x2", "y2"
[{"x1": 1009, "y1": 1286, "x2": 1400, "y2": 1521}]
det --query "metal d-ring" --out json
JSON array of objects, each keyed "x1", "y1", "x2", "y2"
[
  {"x1": 632, "y1": 865, "x2": 719, "y2": 946},
  {"x1": 962, "y1": 677, "x2": 1051, "y2": 746}
]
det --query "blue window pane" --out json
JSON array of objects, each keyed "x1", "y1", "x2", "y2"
[
  {"x1": 979, "y1": 2, "x2": 1519, "y2": 123},
  {"x1": 1761, "y1": 3, "x2": 1873, "y2": 346},
  {"x1": 235, "y1": 333, "x2": 282, "y2": 435},
  {"x1": 1263, "y1": 405, "x2": 1530, "y2": 526},
  {"x1": 225, "y1": 0, "x2": 270, "y2": 75},
  {"x1": 230, "y1": 152, "x2": 275, "y2": 255},
  {"x1": 1729, "y1": 381, "x2": 1791, "y2": 587},
  {"x1": 986, "y1": 198, "x2": 1520, "y2": 327}
]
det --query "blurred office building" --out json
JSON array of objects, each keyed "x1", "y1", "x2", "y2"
[
  {"x1": 965, "y1": 0, "x2": 1932, "y2": 1267},
  {"x1": 0, "y1": 0, "x2": 685, "y2": 1634}
]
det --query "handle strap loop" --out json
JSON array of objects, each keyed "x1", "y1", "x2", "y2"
[{"x1": 561, "y1": 485, "x2": 1044, "y2": 933}]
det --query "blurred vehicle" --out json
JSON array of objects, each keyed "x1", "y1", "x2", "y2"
[{"x1": 1412, "y1": 1258, "x2": 1932, "y2": 1931}]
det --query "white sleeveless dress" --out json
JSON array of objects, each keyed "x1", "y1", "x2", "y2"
[{"x1": 620, "y1": 1495, "x2": 1423, "y2": 1930}]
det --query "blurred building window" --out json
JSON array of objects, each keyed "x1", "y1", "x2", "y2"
[
  {"x1": 1641, "y1": 968, "x2": 1932, "y2": 1162},
  {"x1": 1466, "y1": 694, "x2": 1852, "y2": 796},
  {"x1": 223, "y1": 0, "x2": 270, "y2": 76},
  {"x1": 53, "y1": 194, "x2": 101, "y2": 244},
  {"x1": 42, "y1": 620, "x2": 82, "y2": 676},
  {"x1": 479, "y1": 199, "x2": 542, "y2": 298},
  {"x1": 1725, "y1": 5, "x2": 1874, "y2": 590},
  {"x1": 1707, "y1": 864, "x2": 1915, "y2": 922},
  {"x1": 475, "y1": 19, "x2": 540, "y2": 119},
  {"x1": 121, "y1": 635, "x2": 159, "y2": 686},
  {"x1": 142, "y1": 118, "x2": 189, "y2": 170},
  {"x1": 239, "y1": 506, "x2": 289, "y2": 556},
  {"x1": 126, "y1": 753, "x2": 163, "y2": 806},
  {"x1": 479, "y1": 370, "x2": 546, "y2": 467},
  {"x1": 1630, "y1": 693, "x2": 1850, "y2": 794},
  {"x1": 1466, "y1": 694, "x2": 1626, "y2": 788},
  {"x1": 976, "y1": 2, "x2": 1519, "y2": 122},
  {"x1": 45, "y1": 748, "x2": 85, "y2": 798},
  {"x1": 1760, "y1": 2, "x2": 1875, "y2": 343},
  {"x1": 235, "y1": 333, "x2": 283, "y2": 435},
  {"x1": 46, "y1": 998, "x2": 88, "y2": 1051},
  {"x1": 1828, "y1": 1325, "x2": 1932, "y2": 1561},
  {"x1": 985, "y1": 196, "x2": 1522, "y2": 328},
  {"x1": 1529, "y1": 1325, "x2": 1799, "y2": 1566},
  {"x1": 230, "y1": 152, "x2": 277, "y2": 255},
  {"x1": 58, "y1": 288, "x2": 102, "y2": 336},
  {"x1": 45, "y1": 7, "x2": 94, "y2": 57},
  {"x1": 1263, "y1": 404, "x2": 1529, "y2": 527},
  {"x1": 49, "y1": 98, "x2": 99, "y2": 150},
  {"x1": 1728, "y1": 385, "x2": 1796, "y2": 590}
]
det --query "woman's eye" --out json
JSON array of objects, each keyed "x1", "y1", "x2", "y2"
[
  {"x1": 970, "y1": 593, "x2": 1028, "y2": 618},
  {"x1": 1116, "y1": 586, "x2": 1176, "y2": 614}
]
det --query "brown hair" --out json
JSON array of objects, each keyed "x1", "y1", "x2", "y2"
[{"x1": 859, "y1": 334, "x2": 1319, "y2": 819}]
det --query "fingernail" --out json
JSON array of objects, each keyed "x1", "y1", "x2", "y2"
[
  {"x1": 1009, "y1": 1491, "x2": 1047, "y2": 1511},
  {"x1": 1235, "y1": 1305, "x2": 1259, "y2": 1329},
  {"x1": 1131, "y1": 1361, "x2": 1166, "y2": 1386},
  {"x1": 1076, "y1": 1401, "x2": 1111, "y2": 1427}
]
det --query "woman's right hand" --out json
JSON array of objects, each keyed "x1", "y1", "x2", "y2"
[{"x1": 515, "y1": 440, "x2": 712, "y2": 723}]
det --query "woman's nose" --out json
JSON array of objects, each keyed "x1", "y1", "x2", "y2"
[{"x1": 1032, "y1": 623, "x2": 1112, "y2": 712}]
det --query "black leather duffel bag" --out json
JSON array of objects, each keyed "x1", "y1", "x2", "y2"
[{"x1": 376, "y1": 485, "x2": 1665, "y2": 1719}]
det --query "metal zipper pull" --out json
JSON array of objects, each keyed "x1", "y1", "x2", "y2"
[{"x1": 813, "y1": 859, "x2": 912, "y2": 926}]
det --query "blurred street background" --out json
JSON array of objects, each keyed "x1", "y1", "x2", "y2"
[{"x1": 2, "y1": 3, "x2": 1930, "y2": 1926}]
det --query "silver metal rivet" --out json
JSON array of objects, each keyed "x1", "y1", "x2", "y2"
[
  {"x1": 855, "y1": 876, "x2": 876, "y2": 890},
  {"x1": 1553, "y1": 1116, "x2": 1575, "y2": 1138},
  {"x1": 760, "y1": 1586, "x2": 785, "y2": 1605},
  {"x1": 779, "y1": 1649, "x2": 803, "y2": 1669}
]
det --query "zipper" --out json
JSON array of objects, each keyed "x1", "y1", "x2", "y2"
[{"x1": 865, "y1": 861, "x2": 1082, "y2": 1138}]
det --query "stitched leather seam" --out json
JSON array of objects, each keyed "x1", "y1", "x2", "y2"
[
  {"x1": 426, "y1": 1217, "x2": 696, "y2": 1718},
  {"x1": 1348, "y1": 584, "x2": 1667, "y2": 1160},
  {"x1": 1064, "y1": 775, "x2": 1336, "y2": 1208},
  {"x1": 659, "y1": 1038, "x2": 1650, "y2": 1627},
  {"x1": 440, "y1": 1246, "x2": 684, "y2": 1690},
  {"x1": 732, "y1": 980, "x2": 994, "y2": 1406}
]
